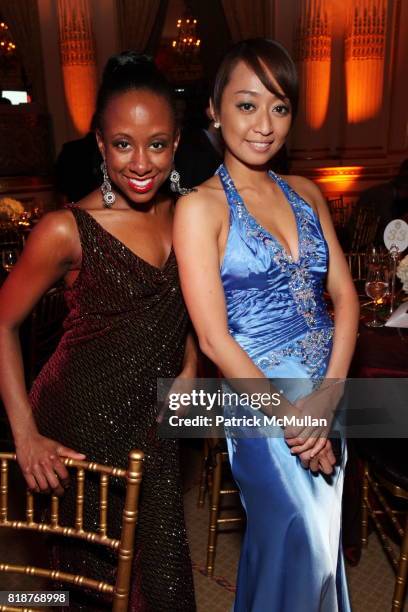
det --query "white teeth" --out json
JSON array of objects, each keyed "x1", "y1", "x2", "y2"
[
  {"x1": 128, "y1": 178, "x2": 152, "y2": 187},
  {"x1": 248, "y1": 142, "x2": 271, "y2": 150}
]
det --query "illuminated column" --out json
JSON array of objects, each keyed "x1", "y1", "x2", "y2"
[
  {"x1": 345, "y1": 0, "x2": 386, "y2": 123},
  {"x1": 58, "y1": 0, "x2": 97, "y2": 135},
  {"x1": 295, "y1": 0, "x2": 331, "y2": 131}
]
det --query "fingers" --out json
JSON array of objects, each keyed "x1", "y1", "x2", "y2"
[
  {"x1": 325, "y1": 442, "x2": 336, "y2": 466},
  {"x1": 295, "y1": 439, "x2": 337, "y2": 475},
  {"x1": 309, "y1": 456, "x2": 320, "y2": 473},
  {"x1": 51, "y1": 458, "x2": 70, "y2": 486},
  {"x1": 25, "y1": 460, "x2": 67, "y2": 496},
  {"x1": 317, "y1": 442, "x2": 336, "y2": 475},
  {"x1": 318, "y1": 455, "x2": 334, "y2": 475},
  {"x1": 31, "y1": 464, "x2": 50, "y2": 494},
  {"x1": 18, "y1": 437, "x2": 85, "y2": 497},
  {"x1": 56, "y1": 445, "x2": 86, "y2": 460},
  {"x1": 40, "y1": 460, "x2": 65, "y2": 496},
  {"x1": 309, "y1": 437, "x2": 327, "y2": 458},
  {"x1": 289, "y1": 431, "x2": 321, "y2": 455},
  {"x1": 23, "y1": 469, "x2": 39, "y2": 494}
]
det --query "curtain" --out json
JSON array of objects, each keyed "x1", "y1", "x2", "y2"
[
  {"x1": 57, "y1": 0, "x2": 98, "y2": 136},
  {"x1": 190, "y1": 0, "x2": 232, "y2": 82},
  {"x1": 117, "y1": 0, "x2": 163, "y2": 52},
  {"x1": 144, "y1": 0, "x2": 169, "y2": 56},
  {"x1": 221, "y1": 0, "x2": 275, "y2": 42},
  {"x1": 0, "y1": 0, "x2": 47, "y2": 107}
]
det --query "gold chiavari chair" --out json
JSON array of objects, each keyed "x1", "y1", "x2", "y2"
[
  {"x1": 327, "y1": 196, "x2": 348, "y2": 230},
  {"x1": 346, "y1": 252, "x2": 366, "y2": 281},
  {"x1": 0, "y1": 449, "x2": 144, "y2": 612},
  {"x1": 360, "y1": 441, "x2": 408, "y2": 611},
  {"x1": 202, "y1": 439, "x2": 245, "y2": 577},
  {"x1": 350, "y1": 205, "x2": 381, "y2": 253},
  {"x1": 197, "y1": 439, "x2": 211, "y2": 508}
]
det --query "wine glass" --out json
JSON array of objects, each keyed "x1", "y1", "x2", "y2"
[
  {"x1": 364, "y1": 259, "x2": 389, "y2": 327},
  {"x1": 2, "y1": 249, "x2": 18, "y2": 272}
]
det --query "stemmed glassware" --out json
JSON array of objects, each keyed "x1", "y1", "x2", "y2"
[
  {"x1": 364, "y1": 253, "x2": 389, "y2": 327},
  {"x1": 2, "y1": 249, "x2": 18, "y2": 272}
]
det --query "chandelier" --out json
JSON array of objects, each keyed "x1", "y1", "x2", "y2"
[
  {"x1": 171, "y1": 12, "x2": 201, "y2": 57},
  {"x1": 0, "y1": 21, "x2": 16, "y2": 57}
]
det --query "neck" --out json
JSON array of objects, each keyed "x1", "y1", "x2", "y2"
[
  {"x1": 108, "y1": 189, "x2": 171, "y2": 216},
  {"x1": 223, "y1": 150, "x2": 270, "y2": 188}
]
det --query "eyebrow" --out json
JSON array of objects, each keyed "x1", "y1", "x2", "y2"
[
  {"x1": 234, "y1": 89, "x2": 259, "y2": 96},
  {"x1": 233, "y1": 89, "x2": 289, "y2": 102},
  {"x1": 112, "y1": 131, "x2": 170, "y2": 139}
]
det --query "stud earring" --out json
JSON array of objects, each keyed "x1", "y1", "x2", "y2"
[
  {"x1": 100, "y1": 161, "x2": 116, "y2": 208},
  {"x1": 169, "y1": 168, "x2": 197, "y2": 196},
  {"x1": 214, "y1": 121, "x2": 221, "y2": 129}
]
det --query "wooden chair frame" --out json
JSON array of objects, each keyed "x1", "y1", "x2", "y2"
[
  {"x1": 327, "y1": 195, "x2": 348, "y2": 229},
  {"x1": 346, "y1": 251, "x2": 366, "y2": 282},
  {"x1": 361, "y1": 461, "x2": 408, "y2": 611},
  {"x1": 198, "y1": 440, "x2": 244, "y2": 577},
  {"x1": 0, "y1": 449, "x2": 144, "y2": 612}
]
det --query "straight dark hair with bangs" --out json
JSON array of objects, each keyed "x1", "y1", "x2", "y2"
[{"x1": 212, "y1": 38, "x2": 299, "y2": 119}]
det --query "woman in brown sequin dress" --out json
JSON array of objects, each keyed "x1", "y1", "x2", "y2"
[{"x1": 0, "y1": 53, "x2": 196, "y2": 611}]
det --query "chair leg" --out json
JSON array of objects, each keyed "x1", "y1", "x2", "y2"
[
  {"x1": 197, "y1": 440, "x2": 209, "y2": 507},
  {"x1": 206, "y1": 450, "x2": 223, "y2": 577},
  {"x1": 361, "y1": 462, "x2": 369, "y2": 547},
  {"x1": 392, "y1": 515, "x2": 408, "y2": 612}
]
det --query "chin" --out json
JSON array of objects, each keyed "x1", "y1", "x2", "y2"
[
  {"x1": 115, "y1": 179, "x2": 163, "y2": 205},
  {"x1": 235, "y1": 151, "x2": 273, "y2": 169},
  {"x1": 126, "y1": 189, "x2": 160, "y2": 204}
]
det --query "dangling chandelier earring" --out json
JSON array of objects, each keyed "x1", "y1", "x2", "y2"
[
  {"x1": 100, "y1": 161, "x2": 116, "y2": 208},
  {"x1": 169, "y1": 168, "x2": 197, "y2": 196}
]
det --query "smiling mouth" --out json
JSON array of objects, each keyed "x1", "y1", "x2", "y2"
[
  {"x1": 245, "y1": 141, "x2": 273, "y2": 151},
  {"x1": 126, "y1": 176, "x2": 156, "y2": 193}
]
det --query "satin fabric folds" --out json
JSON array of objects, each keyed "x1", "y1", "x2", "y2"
[{"x1": 217, "y1": 164, "x2": 351, "y2": 612}]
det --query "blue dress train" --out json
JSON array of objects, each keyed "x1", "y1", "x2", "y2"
[{"x1": 217, "y1": 164, "x2": 351, "y2": 612}]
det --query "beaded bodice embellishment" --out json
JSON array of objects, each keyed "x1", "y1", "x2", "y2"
[
  {"x1": 217, "y1": 165, "x2": 325, "y2": 329},
  {"x1": 255, "y1": 328, "x2": 334, "y2": 380},
  {"x1": 217, "y1": 164, "x2": 333, "y2": 380}
]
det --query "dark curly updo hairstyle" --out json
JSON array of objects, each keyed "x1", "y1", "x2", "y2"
[
  {"x1": 95, "y1": 51, "x2": 177, "y2": 131},
  {"x1": 212, "y1": 38, "x2": 299, "y2": 120}
]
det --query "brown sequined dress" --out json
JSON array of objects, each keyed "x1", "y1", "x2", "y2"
[{"x1": 29, "y1": 206, "x2": 196, "y2": 612}]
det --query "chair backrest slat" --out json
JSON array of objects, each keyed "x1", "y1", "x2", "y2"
[
  {"x1": 50, "y1": 495, "x2": 59, "y2": 527},
  {"x1": 0, "y1": 458, "x2": 8, "y2": 522},
  {"x1": 0, "y1": 450, "x2": 144, "y2": 611},
  {"x1": 99, "y1": 473, "x2": 109, "y2": 537},
  {"x1": 75, "y1": 468, "x2": 85, "y2": 530},
  {"x1": 114, "y1": 450, "x2": 144, "y2": 611},
  {"x1": 346, "y1": 252, "x2": 366, "y2": 281},
  {"x1": 26, "y1": 490, "x2": 34, "y2": 524}
]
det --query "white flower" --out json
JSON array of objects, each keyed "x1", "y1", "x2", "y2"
[{"x1": 397, "y1": 254, "x2": 408, "y2": 293}]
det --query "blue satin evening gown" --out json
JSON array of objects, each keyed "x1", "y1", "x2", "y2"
[{"x1": 217, "y1": 164, "x2": 351, "y2": 612}]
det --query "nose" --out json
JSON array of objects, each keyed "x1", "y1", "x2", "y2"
[
  {"x1": 128, "y1": 146, "x2": 153, "y2": 176},
  {"x1": 253, "y1": 108, "x2": 273, "y2": 136}
]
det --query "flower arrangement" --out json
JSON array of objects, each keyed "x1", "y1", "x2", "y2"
[
  {"x1": 0, "y1": 197, "x2": 25, "y2": 222},
  {"x1": 397, "y1": 254, "x2": 408, "y2": 293}
]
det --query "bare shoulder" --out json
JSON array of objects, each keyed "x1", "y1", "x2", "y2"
[
  {"x1": 30, "y1": 208, "x2": 77, "y2": 240},
  {"x1": 26, "y1": 208, "x2": 80, "y2": 261},
  {"x1": 175, "y1": 174, "x2": 228, "y2": 225},
  {"x1": 282, "y1": 174, "x2": 325, "y2": 215}
]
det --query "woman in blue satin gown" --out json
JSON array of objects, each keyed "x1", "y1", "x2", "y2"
[{"x1": 174, "y1": 39, "x2": 359, "y2": 611}]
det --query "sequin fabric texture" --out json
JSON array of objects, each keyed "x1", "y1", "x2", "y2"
[{"x1": 30, "y1": 206, "x2": 196, "y2": 612}]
